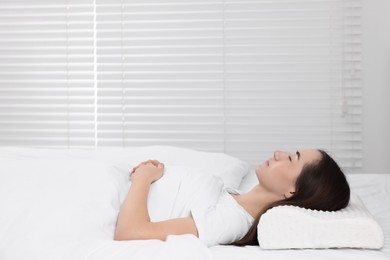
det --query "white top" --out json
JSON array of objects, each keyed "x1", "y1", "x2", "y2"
[{"x1": 190, "y1": 187, "x2": 255, "y2": 247}]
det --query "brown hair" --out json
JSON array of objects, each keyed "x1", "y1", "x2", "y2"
[{"x1": 230, "y1": 149, "x2": 350, "y2": 246}]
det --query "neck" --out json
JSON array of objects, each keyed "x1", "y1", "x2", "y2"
[{"x1": 231, "y1": 185, "x2": 283, "y2": 219}]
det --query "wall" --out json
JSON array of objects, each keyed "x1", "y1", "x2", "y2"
[{"x1": 361, "y1": 0, "x2": 390, "y2": 173}]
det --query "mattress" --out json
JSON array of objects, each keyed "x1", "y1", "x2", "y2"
[{"x1": 211, "y1": 172, "x2": 390, "y2": 260}]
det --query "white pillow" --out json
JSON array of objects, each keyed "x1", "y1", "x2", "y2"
[
  {"x1": 145, "y1": 146, "x2": 250, "y2": 189},
  {"x1": 0, "y1": 145, "x2": 251, "y2": 189},
  {"x1": 257, "y1": 193, "x2": 384, "y2": 249},
  {"x1": 0, "y1": 158, "x2": 129, "y2": 254}
]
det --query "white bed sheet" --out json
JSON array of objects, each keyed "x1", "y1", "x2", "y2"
[{"x1": 211, "y1": 173, "x2": 390, "y2": 260}]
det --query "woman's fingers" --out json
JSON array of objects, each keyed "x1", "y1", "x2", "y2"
[
  {"x1": 131, "y1": 159, "x2": 163, "y2": 174},
  {"x1": 141, "y1": 159, "x2": 162, "y2": 167}
]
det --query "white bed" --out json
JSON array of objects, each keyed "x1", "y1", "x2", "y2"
[{"x1": 0, "y1": 146, "x2": 389, "y2": 260}]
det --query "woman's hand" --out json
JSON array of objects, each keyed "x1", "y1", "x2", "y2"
[
  {"x1": 131, "y1": 160, "x2": 161, "y2": 174},
  {"x1": 130, "y1": 160, "x2": 165, "y2": 184}
]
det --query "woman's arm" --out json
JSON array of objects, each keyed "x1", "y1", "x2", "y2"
[{"x1": 114, "y1": 160, "x2": 198, "y2": 241}]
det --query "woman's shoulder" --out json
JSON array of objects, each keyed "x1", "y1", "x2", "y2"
[{"x1": 191, "y1": 187, "x2": 254, "y2": 246}]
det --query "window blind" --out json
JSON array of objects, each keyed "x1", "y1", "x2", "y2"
[
  {"x1": 222, "y1": 0, "x2": 362, "y2": 170},
  {"x1": 95, "y1": 0, "x2": 362, "y2": 172},
  {"x1": 0, "y1": 0, "x2": 95, "y2": 148},
  {"x1": 96, "y1": 0, "x2": 226, "y2": 150},
  {"x1": 0, "y1": 0, "x2": 362, "y2": 172}
]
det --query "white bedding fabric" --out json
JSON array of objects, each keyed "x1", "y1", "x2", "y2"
[
  {"x1": 0, "y1": 147, "x2": 389, "y2": 260},
  {"x1": 0, "y1": 146, "x2": 245, "y2": 260},
  {"x1": 211, "y1": 172, "x2": 390, "y2": 260},
  {"x1": 0, "y1": 145, "x2": 250, "y2": 189},
  {"x1": 0, "y1": 160, "x2": 224, "y2": 260}
]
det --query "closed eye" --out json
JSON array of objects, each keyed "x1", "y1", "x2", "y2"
[{"x1": 288, "y1": 155, "x2": 292, "y2": 162}]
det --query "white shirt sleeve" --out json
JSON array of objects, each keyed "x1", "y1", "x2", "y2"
[{"x1": 190, "y1": 190, "x2": 254, "y2": 247}]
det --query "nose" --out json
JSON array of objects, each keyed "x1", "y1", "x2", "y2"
[{"x1": 273, "y1": 150, "x2": 289, "y2": 161}]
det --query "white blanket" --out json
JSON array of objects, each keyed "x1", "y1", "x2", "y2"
[{"x1": 0, "y1": 159, "x2": 222, "y2": 260}]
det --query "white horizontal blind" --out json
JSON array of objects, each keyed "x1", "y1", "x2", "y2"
[
  {"x1": 0, "y1": 0, "x2": 95, "y2": 148},
  {"x1": 222, "y1": 0, "x2": 362, "y2": 171},
  {"x1": 95, "y1": 0, "x2": 362, "y2": 171},
  {"x1": 96, "y1": 0, "x2": 226, "y2": 149},
  {"x1": 0, "y1": 0, "x2": 362, "y2": 172}
]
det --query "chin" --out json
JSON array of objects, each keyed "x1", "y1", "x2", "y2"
[{"x1": 255, "y1": 164, "x2": 263, "y2": 182}]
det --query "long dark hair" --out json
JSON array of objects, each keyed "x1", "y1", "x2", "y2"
[{"x1": 231, "y1": 149, "x2": 350, "y2": 246}]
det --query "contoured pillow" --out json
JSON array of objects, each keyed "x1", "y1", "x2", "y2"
[{"x1": 257, "y1": 193, "x2": 384, "y2": 249}]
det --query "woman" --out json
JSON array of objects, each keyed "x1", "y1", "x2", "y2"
[{"x1": 114, "y1": 149, "x2": 350, "y2": 246}]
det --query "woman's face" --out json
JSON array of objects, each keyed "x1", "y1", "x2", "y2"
[{"x1": 255, "y1": 149, "x2": 321, "y2": 198}]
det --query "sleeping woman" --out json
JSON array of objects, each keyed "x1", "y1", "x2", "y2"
[{"x1": 114, "y1": 149, "x2": 350, "y2": 246}]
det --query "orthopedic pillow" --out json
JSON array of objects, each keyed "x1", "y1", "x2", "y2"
[{"x1": 257, "y1": 193, "x2": 384, "y2": 249}]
